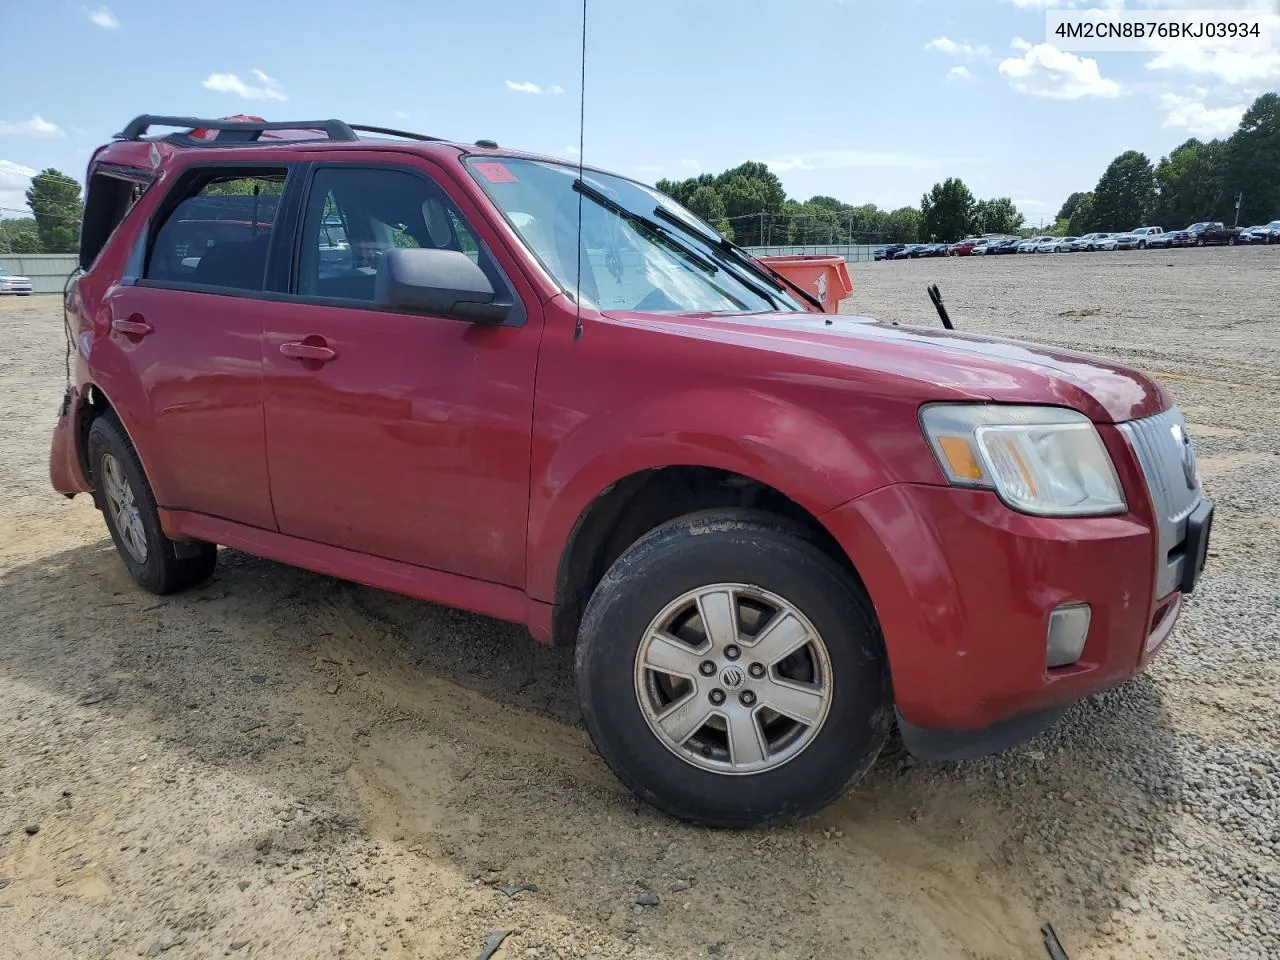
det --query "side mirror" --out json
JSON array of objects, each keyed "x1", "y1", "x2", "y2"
[{"x1": 375, "y1": 248, "x2": 510, "y2": 323}]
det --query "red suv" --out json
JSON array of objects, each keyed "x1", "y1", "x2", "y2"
[{"x1": 50, "y1": 115, "x2": 1214, "y2": 827}]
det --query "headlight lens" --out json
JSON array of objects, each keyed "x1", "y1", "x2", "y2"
[{"x1": 920, "y1": 404, "x2": 1126, "y2": 516}]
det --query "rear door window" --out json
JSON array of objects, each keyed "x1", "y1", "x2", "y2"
[{"x1": 146, "y1": 169, "x2": 287, "y2": 292}]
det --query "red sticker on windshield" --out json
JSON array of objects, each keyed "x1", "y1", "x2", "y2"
[{"x1": 474, "y1": 161, "x2": 518, "y2": 184}]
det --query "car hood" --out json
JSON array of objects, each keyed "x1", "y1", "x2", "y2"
[
  {"x1": 0, "y1": 274, "x2": 31, "y2": 283},
  {"x1": 601, "y1": 309, "x2": 1168, "y2": 423}
]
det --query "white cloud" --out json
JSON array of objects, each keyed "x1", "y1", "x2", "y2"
[
  {"x1": 0, "y1": 160, "x2": 38, "y2": 217},
  {"x1": 1013, "y1": 195, "x2": 1054, "y2": 214},
  {"x1": 83, "y1": 5, "x2": 119, "y2": 28},
  {"x1": 203, "y1": 70, "x2": 287, "y2": 102},
  {"x1": 393, "y1": 110, "x2": 410, "y2": 120},
  {"x1": 766, "y1": 149, "x2": 944, "y2": 173},
  {"x1": 948, "y1": 65, "x2": 974, "y2": 82},
  {"x1": 679, "y1": 158, "x2": 701, "y2": 171},
  {"x1": 563, "y1": 145, "x2": 580, "y2": 156},
  {"x1": 926, "y1": 37, "x2": 992, "y2": 59},
  {"x1": 999, "y1": 40, "x2": 1121, "y2": 99},
  {"x1": 999, "y1": 0, "x2": 1123, "y2": 7},
  {"x1": 1161, "y1": 91, "x2": 1247, "y2": 138},
  {"x1": 1144, "y1": 42, "x2": 1280, "y2": 87},
  {"x1": 504, "y1": 80, "x2": 564, "y2": 95},
  {"x1": 0, "y1": 114, "x2": 65, "y2": 137}
]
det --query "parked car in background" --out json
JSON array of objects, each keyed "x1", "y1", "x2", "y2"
[
  {"x1": 973, "y1": 238, "x2": 1013, "y2": 255},
  {"x1": 893, "y1": 244, "x2": 924, "y2": 260},
  {"x1": 1146, "y1": 230, "x2": 1176, "y2": 249},
  {"x1": 948, "y1": 238, "x2": 987, "y2": 256},
  {"x1": 1096, "y1": 234, "x2": 1121, "y2": 251},
  {"x1": 1240, "y1": 221, "x2": 1280, "y2": 244},
  {"x1": 921, "y1": 243, "x2": 950, "y2": 257},
  {"x1": 876, "y1": 244, "x2": 905, "y2": 261},
  {"x1": 987, "y1": 238, "x2": 1022, "y2": 255},
  {"x1": 1033, "y1": 237, "x2": 1067, "y2": 253},
  {"x1": 1176, "y1": 222, "x2": 1242, "y2": 247},
  {"x1": 1016, "y1": 236, "x2": 1048, "y2": 253},
  {"x1": 1114, "y1": 227, "x2": 1164, "y2": 250},
  {"x1": 0, "y1": 267, "x2": 34, "y2": 295},
  {"x1": 1069, "y1": 233, "x2": 1108, "y2": 252},
  {"x1": 51, "y1": 112, "x2": 1216, "y2": 829}
]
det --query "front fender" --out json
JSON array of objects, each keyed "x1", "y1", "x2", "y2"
[{"x1": 524, "y1": 387, "x2": 892, "y2": 601}]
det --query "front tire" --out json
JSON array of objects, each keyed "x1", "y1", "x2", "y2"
[
  {"x1": 87, "y1": 414, "x2": 217, "y2": 594},
  {"x1": 575, "y1": 510, "x2": 890, "y2": 828}
]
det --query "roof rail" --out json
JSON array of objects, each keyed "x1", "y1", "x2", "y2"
[
  {"x1": 115, "y1": 115, "x2": 358, "y2": 146},
  {"x1": 348, "y1": 124, "x2": 444, "y2": 142}
]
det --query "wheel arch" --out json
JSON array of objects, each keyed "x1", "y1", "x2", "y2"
[
  {"x1": 546, "y1": 465, "x2": 866, "y2": 649},
  {"x1": 77, "y1": 381, "x2": 160, "y2": 497}
]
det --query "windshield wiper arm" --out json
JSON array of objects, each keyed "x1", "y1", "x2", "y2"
[
  {"x1": 571, "y1": 179, "x2": 722, "y2": 276},
  {"x1": 651, "y1": 206, "x2": 825, "y2": 312}
]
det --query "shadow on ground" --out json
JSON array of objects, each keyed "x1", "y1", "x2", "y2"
[{"x1": 0, "y1": 539, "x2": 1183, "y2": 959}]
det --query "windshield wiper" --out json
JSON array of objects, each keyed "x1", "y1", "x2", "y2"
[
  {"x1": 651, "y1": 206, "x2": 825, "y2": 312},
  {"x1": 574, "y1": 179, "x2": 786, "y2": 308},
  {"x1": 571, "y1": 179, "x2": 723, "y2": 277}
]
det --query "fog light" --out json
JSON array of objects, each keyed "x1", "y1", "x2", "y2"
[{"x1": 1047, "y1": 604, "x2": 1090, "y2": 668}]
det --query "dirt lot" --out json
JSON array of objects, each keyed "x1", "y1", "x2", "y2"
[{"x1": 1, "y1": 247, "x2": 1277, "y2": 960}]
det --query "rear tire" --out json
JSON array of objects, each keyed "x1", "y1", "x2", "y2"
[
  {"x1": 87, "y1": 414, "x2": 217, "y2": 594},
  {"x1": 575, "y1": 509, "x2": 890, "y2": 828}
]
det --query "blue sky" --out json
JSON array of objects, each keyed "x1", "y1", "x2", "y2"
[{"x1": 2, "y1": 0, "x2": 1277, "y2": 228}]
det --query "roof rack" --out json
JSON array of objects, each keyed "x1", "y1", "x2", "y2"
[
  {"x1": 115, "y1": 115, "x2": 359, "y2": 146},
  {"x1": 347, "y1": 124, "x2": 445, "y2": 143}
]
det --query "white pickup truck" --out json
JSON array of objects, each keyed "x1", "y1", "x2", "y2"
[{"x1": 1113, "y1": 226, "x2": 1164, "y2": 250}]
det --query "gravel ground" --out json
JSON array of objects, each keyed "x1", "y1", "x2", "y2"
[{"x1": 0, "y1": 246, "x2": 1277, "y2": 960}]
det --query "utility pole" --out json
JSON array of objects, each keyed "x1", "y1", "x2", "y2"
[
  {"x1": 759, "y1": 211, "x2": 765, "y2": 247},
  {"x1": 1234, "y1": 193, "x2": 1243, "y2": 227}
]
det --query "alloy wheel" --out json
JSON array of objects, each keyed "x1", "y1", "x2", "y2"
[
  {"x1": 101, "y1": 453, "x2": 148, "y2": 563},
  {"x1": 633, "y1": 583, "x2": 833, "y2": 775}
]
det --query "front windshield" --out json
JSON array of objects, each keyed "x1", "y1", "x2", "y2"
[{"x1": 466, "y1": 157, "x2": 799, "y2": 314}]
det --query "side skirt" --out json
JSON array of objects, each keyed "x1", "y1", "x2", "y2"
[{"x1": 159, "y1": 509, "x2": 554, "y2": 641}]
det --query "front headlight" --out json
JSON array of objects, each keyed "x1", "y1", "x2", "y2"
[{"x1": 920, "y1": 404, "x2": 1126, "y2": 517}]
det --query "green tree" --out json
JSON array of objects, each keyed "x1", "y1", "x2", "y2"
[
  {"x1": 26, "y1": 168, "x2": 83, "y2": 253},
  {"x1": 1153, "y1": 139, "x2": 1227, "y2": 228},
  {"x1": 1066, "y1": 195, "x2": 1095, "y2": 236},
  {"x1": 884, "y1": 206, "x2": 921, "y2": 243},
  {"x1": 1226, "y1": 93, "x2": 1280, "y2": 225},
  {"x1": 972, "y1": 197, "x2": 1023, "y2": 235},
  {"x1": 685, "y1": 184, "x2": 732, "y2": 238},
  {"x1": 1057, "y1": 191, "x2": 1091, "y2": 223},
  {"x1": 0, "y1": 217, "x2": 42, "y2": 254},
  {"x1": 920, "y1": 177, "x2": 976, "y2": 242},
  {"x1": 1090, "y1": 151, "x2": 1156, "y2": 231}
]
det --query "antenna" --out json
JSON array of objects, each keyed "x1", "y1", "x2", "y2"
[{"x1": 573, "y1": 0, "x2": 588, "y2": 342}]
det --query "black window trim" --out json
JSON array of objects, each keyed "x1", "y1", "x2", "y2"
[
  {"x1": 135, "y1": 159, "x2": 297, "y2": 298},
  {"x1": 283, "y1": 160, "x2": 526, "y2": 328}
]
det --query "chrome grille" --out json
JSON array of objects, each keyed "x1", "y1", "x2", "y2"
[{"x1": 1118, "y1": 407, "x2": 1204, "y2": 598}]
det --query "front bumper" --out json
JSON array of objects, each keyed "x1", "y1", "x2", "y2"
[{"x1": 823, "y1": 483, "x2": 1171, "y2": 734}]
